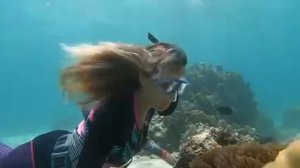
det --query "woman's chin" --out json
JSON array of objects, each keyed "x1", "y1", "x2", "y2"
[
  {"x1": 156, "y1": 103, "x2": 170, "y2": 111},
  {"x1": 157, "y1": 107, "x2": 167, "y2": 112}
]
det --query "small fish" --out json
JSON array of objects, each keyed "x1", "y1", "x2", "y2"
[
  {"x1": 148, "y1": 32, "x2": 160, "y2": 44},
  {"x1": 216, "y1": 106, "x2": 233, "y2": 115}
]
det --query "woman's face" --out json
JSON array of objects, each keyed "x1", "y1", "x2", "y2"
[{"x1": 143, "y1": 55, "x2": 186, "y2": 111}]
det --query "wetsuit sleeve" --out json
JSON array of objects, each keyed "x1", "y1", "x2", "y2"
[
  {"x1": 142, "y1": 139, "x2": 166, "y2": 157},
  {"x1": 76, "y1": 104, "x2": 120, "y2": 168}
]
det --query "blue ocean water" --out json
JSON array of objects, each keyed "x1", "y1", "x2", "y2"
[{"x1": 0, "y1": 0, "x2": 299, "y2": 138}]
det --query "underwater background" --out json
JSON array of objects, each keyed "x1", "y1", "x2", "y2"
[{"x1": 0, "y1": 0, "x2": 299, "y2": 147}]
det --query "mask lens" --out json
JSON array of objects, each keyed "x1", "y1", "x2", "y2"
[
  {"x1": 155, "y1": 78, "x2": 189, "y2": 95},
  {"x1": 159, "y1": 81, "x2": 175, "y2": 92}
]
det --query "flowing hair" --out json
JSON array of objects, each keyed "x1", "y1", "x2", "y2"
[
  {"x1": 60, "y1": 42, "x2": 156, "y2": 105},
  {"x1": 59, "y1": 41, "x2": 187, "y2": 105}
]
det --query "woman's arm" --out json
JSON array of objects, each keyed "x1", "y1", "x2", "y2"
[
  {"x1": 142, "y1": 139, "x2": 164, "y2": 157},
  {"x1": 141, "y1": 94, "x2": 180, "y2": 165},
  {"x1": 142, "y1": 139, "x2": 177, "y2": 166}
]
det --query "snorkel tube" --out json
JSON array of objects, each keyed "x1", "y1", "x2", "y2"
[{"x1": 148, "y1": 32, "x2": 160, "y2": 44}]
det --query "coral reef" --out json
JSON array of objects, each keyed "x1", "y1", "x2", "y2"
[
  {"x1": 182, "y1": 64, "x2": 261, "y2": 126},
  {"x1": 184, "y1": 143, "x2": 285, "y2": 168},
  {"x1": 174, "y1": 124, "x2": 259, "y2": 168},
  {"x1": 175, "y1": 138, "x2": 300, "y2": 168},
  {"x1": 148, "y1": 103, "x2": 261, "y2": 152},
  {"x1": 147, "y1": 63, "x2": 276, "y2": 152},
  {"x1": 263, "y1": 139, "x2": 300, "y2": 168}
]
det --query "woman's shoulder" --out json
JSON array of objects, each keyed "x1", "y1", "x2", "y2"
[
  {"x1": 95, "y1": 91, "x2": 134, "y2": 114},
  {"x1": 87, "y1": 91, "x2": 135, "y2": 125}
]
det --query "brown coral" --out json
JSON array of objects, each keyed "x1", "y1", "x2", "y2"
[
  {"x1": 188, "y1": 143, "x2": 286, "y2": 168},
  {"x1": 176, "y1": 126, "x2": 222, "y2": 168},
  {"x1": 263, "y1": 139, "x2": 300, "y2": 168},
  {"x1": 175, "y1": 125, "x2": 260, "y2": 168}
]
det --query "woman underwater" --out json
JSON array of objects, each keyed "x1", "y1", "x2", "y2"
[{"x1": 0, "y1": 33, "x2": 189, "y2": 168}]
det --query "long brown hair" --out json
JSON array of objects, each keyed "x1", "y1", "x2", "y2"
[{"x1": 59, "y1": 42, "x2": 187, "y2": 105}]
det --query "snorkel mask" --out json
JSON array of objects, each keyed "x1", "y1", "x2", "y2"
[
  {"x1": 147, "y1": 32, "x2": 189, "y2": 101},
  {"x1": 153, "y1": 77, "x2": 189, "y2": 100}
]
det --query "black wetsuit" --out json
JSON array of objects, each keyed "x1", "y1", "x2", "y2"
[{"x1": 0, "y1": 90, "x2": 178, "y2": 168}]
